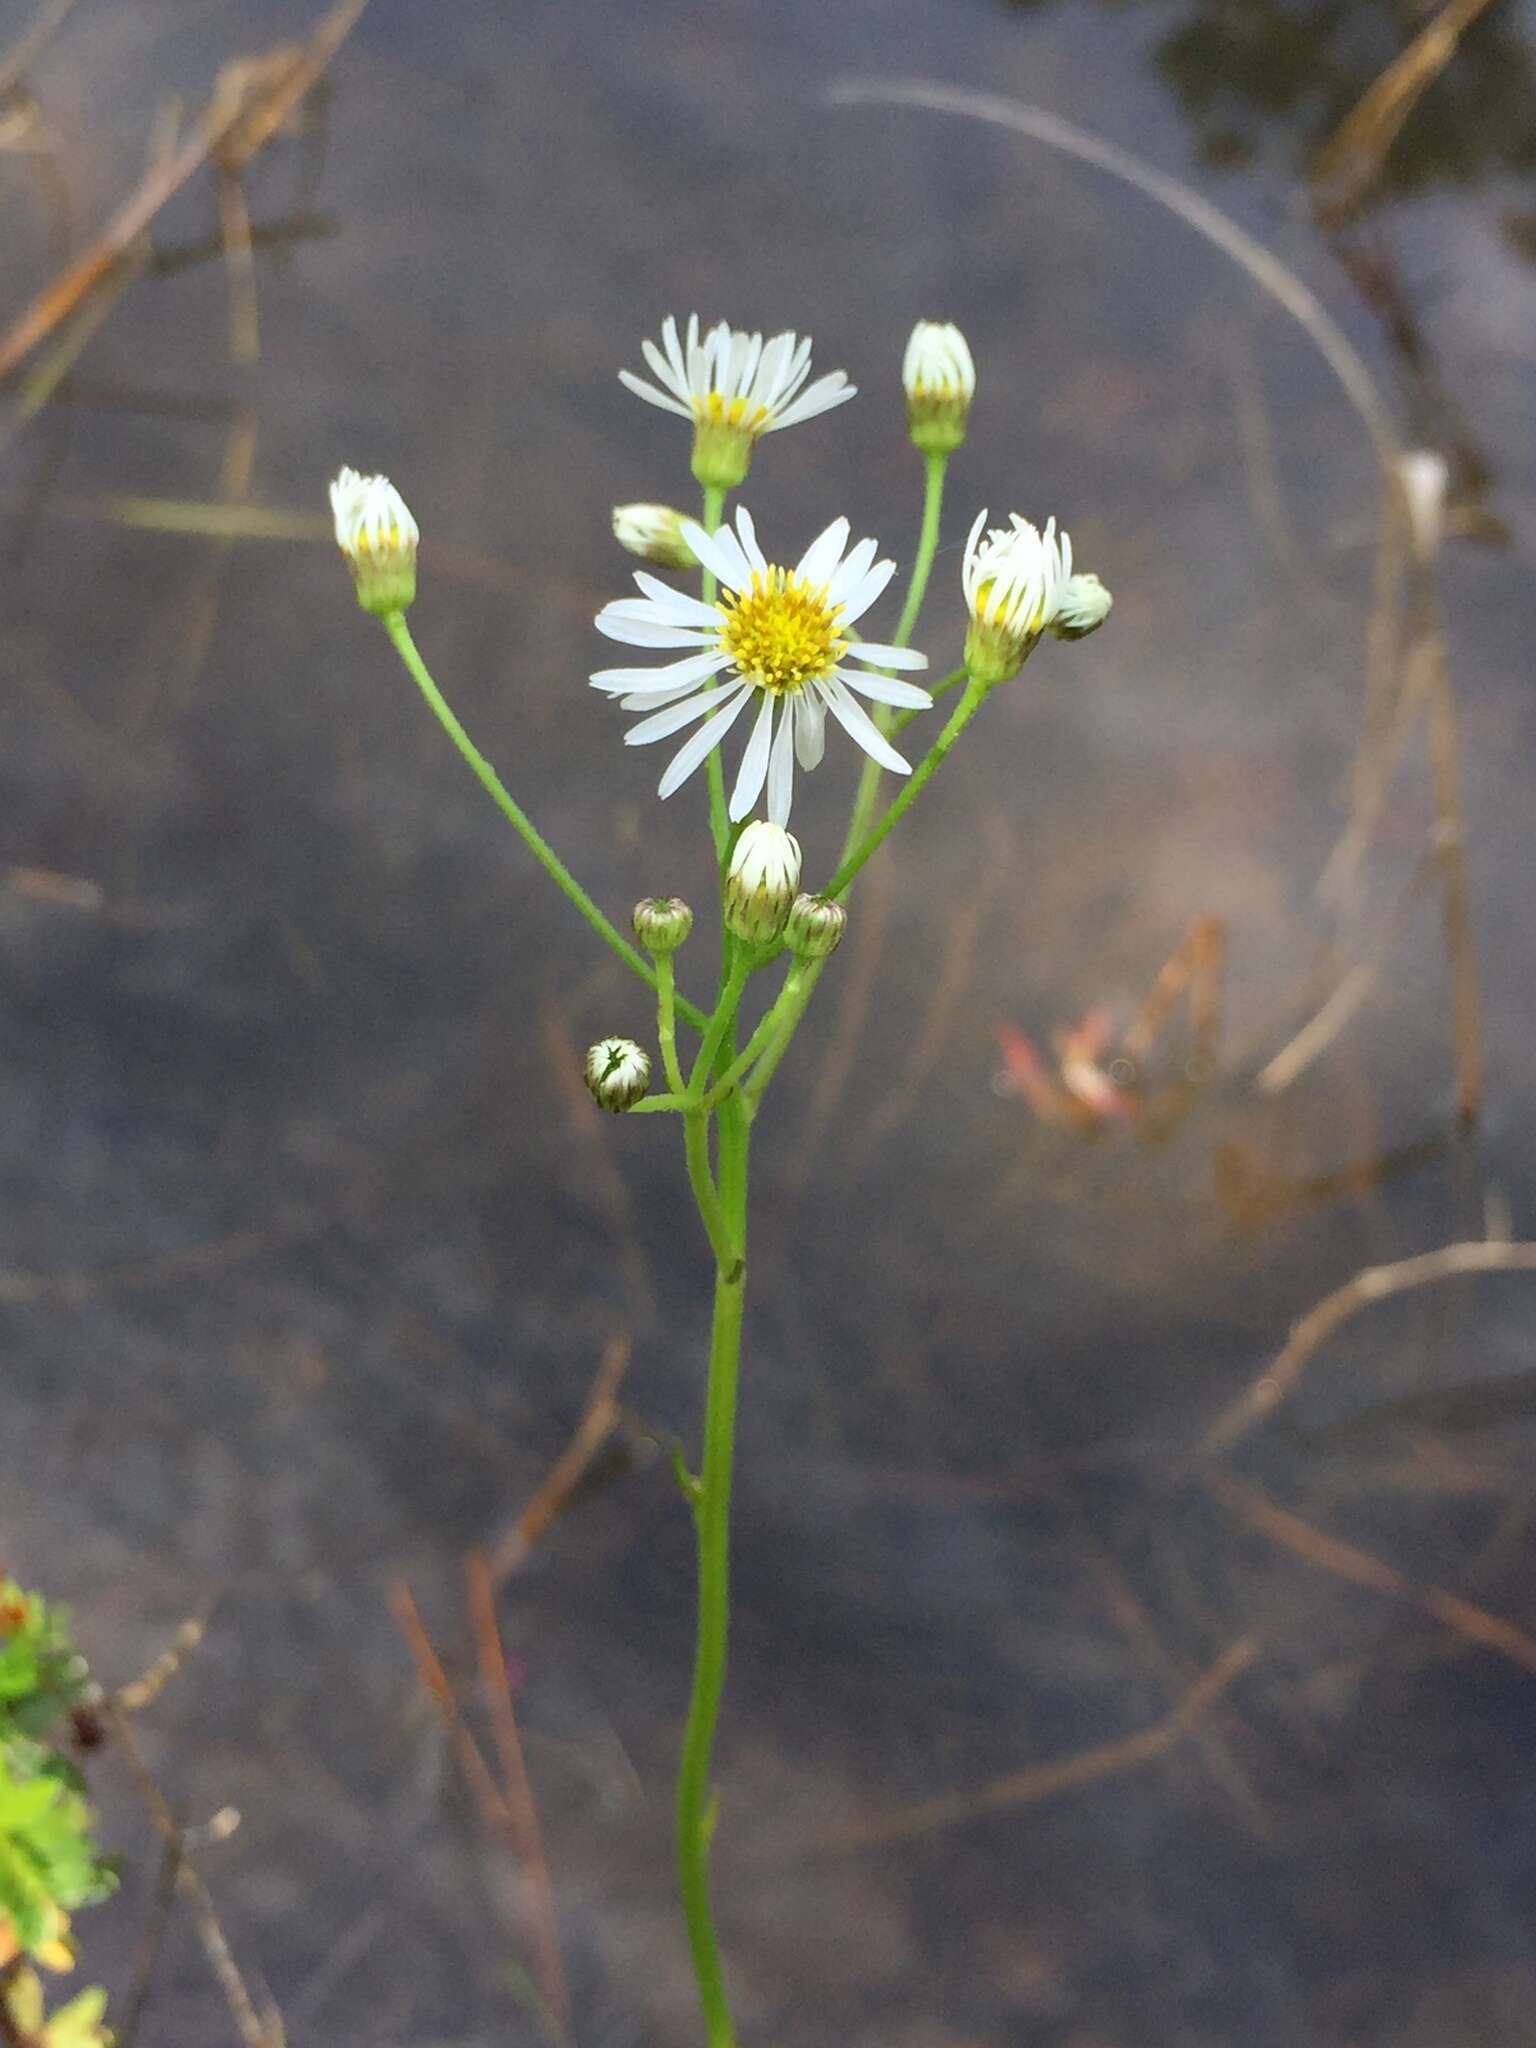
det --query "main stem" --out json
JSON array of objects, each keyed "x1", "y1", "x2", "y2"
[
  {"x1": 382, "y1": 612, "x2": 708, "y2": 1033},
  {"x1": 676, "y1": 1096, "x2": 750, "y2": 2048}
]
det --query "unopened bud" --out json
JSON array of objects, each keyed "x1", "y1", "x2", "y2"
[
  {"x1": 633, "y1": 895, "x2": 694, "y2": 953},
  {"x1": 329, "y1": 467, "x2": 418, "y2": 616},
  {"x1": 584, "y1": 1037, "x2": 651, "y2": 1112},
  {"x1": 784, "y1": 892, "x2": 845, "y2": 959},
  {"x1": 724, "y1": 822, "x2": 801, "y2": 945},
  {"x1": 1048, "y1": 573, "x2": 1113, "y2": 641},
  {"x1": 902, "y1": 321, "x2": 976, "y2": 456},
  {"x1": 613, "y1": 503, "x2": 698, "y2": 570}
]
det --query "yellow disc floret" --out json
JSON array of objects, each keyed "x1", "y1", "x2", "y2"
[{"x1": 719, "y1": 571, "x2": 846, "y2": 694}]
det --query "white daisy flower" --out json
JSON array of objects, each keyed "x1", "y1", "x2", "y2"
[
  {"x1": 1049, "y1": 572, "x2": 1113, "y2": 641},
  {"x1": 592, "y1": 507, "x2": 931, "y2": 828},
  {"x1": 329, "y1": 466, "x2": 418, "y2": 616},
  {"x1": 961, "y1": 509, "x2": 1074, "y2": 686},
  {"x1": 619, "y1": 316, "x2": 855, "y2": 488},
  {"x1": 612, "y1": 502, "x2": 697, "y2": 570},
  {"x1": 902, "y1": 321, "x2": 975, "y2": 454}
]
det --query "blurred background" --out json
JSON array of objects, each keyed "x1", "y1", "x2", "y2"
[{"x1": 4, "y1": 0, "x2": 1536, "y2": 2041}]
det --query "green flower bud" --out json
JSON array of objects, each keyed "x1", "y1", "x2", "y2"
[
  {"x1": 329, "y1": 467, "x2": 418, "y2": 617},
  {"x1": 584, "y1": 1037, "x2": 651, "y2": 1112},
  {"x1": 612, "y1": 504, "x2": 699, "y2": 571},
  {"x1": 632, "y1": 896, "x2": 694, "y2": 954},
  {"x1": 784, "y1": 892, "x2": 846, "y2": 959},
  {"x1": 902, "y1": 321, "x2": 975, "y2": 456},
  {"x1": 723, "y1": 822, "x2": 801, "y2": 945}
]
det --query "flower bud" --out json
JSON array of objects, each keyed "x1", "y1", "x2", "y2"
[
  {"x1": 584, "y1": 1037, "x2": 651, "y2": 1112},
  {"x1": 723, "y1": 822, "x2": 801, "y2": 945},
  {"x1": 902, "y1": 321, "x2": 975, "y2": 456},
  {"x1": 784, "y1": 892, "x2": 845, "y2": 959},
  {"x1": 1048, "y1": 573, "x2": 1113, "y2": 641},
  {"x1": 632, "y1": 895, "x2": 694, "y2": 954},
  {"x1": 612, "y1": 503, "x2": 699, "y2": 571},
  {"x1": 329, "y1": 467, "x2": 418, "y2": 616}
]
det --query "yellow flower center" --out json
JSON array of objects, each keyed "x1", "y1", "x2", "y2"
[
  {"x1": 720, "y1": 571, "x2": 846, "y2": 695},
  {"x1": 694, "y1": 390, "x2": 773, "y2": 436}
]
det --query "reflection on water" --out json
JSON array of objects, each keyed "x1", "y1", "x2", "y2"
[{"x1": 4, "y1": 0, "x2": 1536, "y2": 2042}]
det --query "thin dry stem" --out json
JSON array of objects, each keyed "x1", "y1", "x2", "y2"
[
  {"x1": 820, "y1": 1639, "x2": 1256, "y2": 1850},
  {"x1": 1209, "y1": 1474, "x2": 1536, "y2": 1678},
  {"x1": 1204, "y1": 1239, "x2": 1536, "y2": 1453}
]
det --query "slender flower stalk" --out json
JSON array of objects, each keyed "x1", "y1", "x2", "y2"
[
  {"x1": 839, "y1": 444, "x2": 949, "y2": 868},
  {"x1": 380, "y1": 614, "x2": 709, "y2": 1033}
]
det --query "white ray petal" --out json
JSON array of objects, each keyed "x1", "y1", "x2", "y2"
[
  {"x1": 765, "y1": 693, "x2": 797, "y2": 824},
  {"x1": 729, "y1": 694, "x2": 776, "y2": 819},
  {"x1": 680, "y1": 519, "x2": 749, "y2": 593},
  {"x1": 590, "y1": 649, "x2": 731, "y2": 693},
  {"x1": 657, "y1": 685, "x2": 756, "y2": 799},
  {"x1": 625, "y1": 686, "x2": 737, "y2": 745},
  {"x1": 826, "y1": 536, "x2": 879, "y2": 608},
  {"x1": 772, "y1": 373, "x2": 856, "y2": 429},
  {"x1": 834, "y1": 667, "x2": 932, "y2": 708},
  {"x1": 595, "y1": 615, "x2": 714, "y2": 650},
  {"x1": 823, "y1": 677, "x2": 911, "y2": 774},
  {"x1": 838, "y1": 558, "x2": 897, "y2": 625},
  {"x1": 843, "y1": 639, "x2": 929, "y2": 671},
  {"x1": 794, "y1": 690, "x2": 826, "y2": 770},
  {"x1": 795, "y1": 517, "x2": 851, "y2": 591},
  {"x1": 630, "y1": 573, "x2": 720, "y2": 625},
  {"x1": 734, "y1": 505, "x2": 769, "y2": 577},
  {"x1": 617, "y1": 370, "x2": 693, "y2": 419}
]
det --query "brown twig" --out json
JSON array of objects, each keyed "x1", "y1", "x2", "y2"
[
  {"x1": 1208, "y1": 1473, "x2": 1536, "y2": 1679},
  {"x1": 113, "y1": 1835, "x2": 182, "y2": 2048},
  {"x1": 1203, "y1": 1238, "x2": 1536, "y2": 1454},
  {"x1": 389, "y1": 1582, "x2": 569, "y2": 2046},
  {"x1": 113, "y1": 1607, "x2": 212, "y2": 1714},
  {"x1": 466, "y1": 1556, "x2": 571, "y2": 2041},
  {"x1": 102, "y1": 1699, "x2": 280, "y2": 2048},
  {"x1": 489, "y1": 1332, "x2": 632, "y2": 1583},
  {"x1": 818, "y1": 1639, "x2": 1256, "y2": 1850},
  {"x1": 0, "y1": 0, "x2": 368, "y2": 382}
]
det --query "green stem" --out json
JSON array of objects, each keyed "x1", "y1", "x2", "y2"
[
  {"x1": 826, "y1": 674, "x2": 991, "y2": 901},
  {"x1": 697, "y1": 964, "x2": 807, "y2": 1112},
  {"x1": 676, "y1": 1099, "x2": 750, "y2": 2048},
  {"x1": 383, "y1": 613, "x2": 708, "y2": 1034},
  {"x1": 684, "y1": 1110, "x2": 736, "y2": 1271},
  {"x1": 892, "y1": 447, "x2": 948, "y2": 651},
  {"x1": 690, "y1": 956, "x2": 750, "y2": 1095},
  {"x1": 839, "y1": 449, "x2": 949, "y2": 869},
  {"x1": 741, "y1": 960, "x2": 822, "y2": 1112},
  {"x1": 655, "y1": 955, "x2": 687, "y2": 1097},
  {"x1": 894, "y1": 663, "x2": 966, "y2": 736},
  {"x1": 698, "y1": 483, "x2": 729, "y2": 870}
]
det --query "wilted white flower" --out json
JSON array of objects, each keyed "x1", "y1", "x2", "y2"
[
  {"x1": 584, "y1": 1036, "x2": 651, "y2": 1112},
  {"x1": 613, "y1": 503, "x2": 698, "y2": 571},
  {"x1": 592, "y1": 507, "x2": 930, "y2": 827},
  {"x1": 619, "y1": 316, "x2": 855, "y2": 488},
  {"x1": 1049, "y1": 573, "x2": 1113, "y2": 641},
  {"x1": 1396, "y1": 449, "x2": 1448, "y2": 563},
  {"x1": 902, "y1": 321, "x2": 975, "y2": 454},
  {"x1": 329, "y1": 467, "x2": 418, "y2": 616},
  {"x1": 961, "y1": 509, "x2": 1073, "y2": 686},
  {"x1": 724, "y1": 823, "x2": 801, "y2": 945}
]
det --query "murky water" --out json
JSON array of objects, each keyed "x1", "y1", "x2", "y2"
[{"x1": 5, "y1": 0, "x2": 1536, "y2": 2041}]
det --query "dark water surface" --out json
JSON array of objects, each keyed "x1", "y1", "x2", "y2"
[{"x1": 5, "y1": 0, "x2": 1536, "y2": 2042}]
